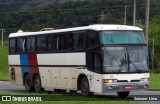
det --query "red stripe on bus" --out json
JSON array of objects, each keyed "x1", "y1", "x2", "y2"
[{"x1": 28, "y1": 54, "x2": 39, "y2": 80}]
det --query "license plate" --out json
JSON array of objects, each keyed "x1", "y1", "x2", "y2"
[{"x1": 124, "y1": 86, "x2": 133, "y2": 90}]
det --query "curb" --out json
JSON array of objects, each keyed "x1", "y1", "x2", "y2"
[{"x1": 0, "y1": 80, "x2": 9, "y2": 81}]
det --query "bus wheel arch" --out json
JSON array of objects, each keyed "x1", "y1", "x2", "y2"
[
  {"x1": 77, "y1": 74, "x2": 91, "y2": 95},
  {"x1": 77, "y1": 74, "x2": 87, "y2": 90}
]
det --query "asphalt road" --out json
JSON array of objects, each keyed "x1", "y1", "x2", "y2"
[
  {"x1": 0, "y1": 81, "x2": 160, "y2": 95},
  {"x1": 0, "y1": 81, "x2": 160, "y2": 104}
]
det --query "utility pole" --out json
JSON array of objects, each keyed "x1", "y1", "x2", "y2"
[
  {"x1": 100, "y1": 10, "x2": 104, "y2": 23},
  {"x1": 124, "y1": 6, "x2": 129, "y2": 25},
  {"x1": 152, "y1": 37, "x2": 155, "y2": 73},
  {"x1": 145, "y1": 0, "x2": 150, "y2": 45},
  {"x1": 133, "y1": 0, "x2": 136, "y2": 26}
]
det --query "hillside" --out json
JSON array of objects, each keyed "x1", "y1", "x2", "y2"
[
  {"x1": 0, "y1": 0, "x2": 159, "y2": 37},
  {"x1": 0, "y1": 0, "x2": 85, "y2": 12}
]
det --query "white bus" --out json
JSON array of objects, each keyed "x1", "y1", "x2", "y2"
[{"x1": 8, "y1": 24, "x2": 149, "y2": 98}]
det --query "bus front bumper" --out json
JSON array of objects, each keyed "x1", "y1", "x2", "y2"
[{"x1": 103, "y1": 82, "x2": 149, "y2": 92}]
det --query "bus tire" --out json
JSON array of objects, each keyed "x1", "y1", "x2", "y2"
[
  {"x1": 117, "y1": 91, "x2": 130, "y2": 98},
  {"x1": 80, "y1": 77, "x2": 90, "y2": 96},
  {"x1": 24, "y1": 74, "x2": 34, "y2": 92},
  {"x1": 33, "y1": 74, "x2": 44, "y2": 92}
]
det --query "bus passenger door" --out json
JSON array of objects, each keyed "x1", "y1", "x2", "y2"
[{"x1": 93, "y1": 52, "x2": 102, "y2": 93}]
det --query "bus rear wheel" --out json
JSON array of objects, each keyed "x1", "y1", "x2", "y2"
[
  {"x1": 80, "y1": 77, "x2": 90, "y2": 96},
  {"x1": 117, "y1": 91, "x2": 130, "y2": 98},
  {"x1": 24, "y1": 74, "x2": 34, "y2": 92},
  {"x1": 33, "y1": 74, "x2": 44, "y2": 92}
]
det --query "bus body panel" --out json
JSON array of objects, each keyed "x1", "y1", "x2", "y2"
[
  {"x1": 37, "y1": 53, "x2": 86, "y2": 66},
  {"x1": 102, "y1": 73, "x2": 149, "y2": 92},
  {"x1": 93, "y1": 73, "x2": 103, "y2": 93},
  {"x1": 51, "y1": 68, "x2": 61, "y2": 88},
  {"x1": 39, "y1": 67, "x2": 52, "y2": 87},
  {"x1": 61, "y1": 67, "x2": 74, "y2": 89},
  {"x1": 9, "y1": 67, "x2": 23, "y2": 85},
  {"x1": 39, "y1": 67, "x2": 93, "y2": 90},
  {"x1": 102, "y1": 73, "x2": 149, "y2": 81},
  {"x1": 9, "y1": 55, "x2": 20, "y2": 65}
]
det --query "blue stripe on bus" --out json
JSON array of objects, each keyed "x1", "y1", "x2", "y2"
[
  {"x1": 20, "y1": 54, "x2": 28, "y2": 65},
  {"x1": 20, "y1": 54, "x2": 30, "y2": 77}
]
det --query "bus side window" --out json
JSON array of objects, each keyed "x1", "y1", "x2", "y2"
[
  {"x1": 26, "y1": 37, "x2": 30, "y2": 52},
  {"x1": 22, "y1": 38, "x2": 25, "y2": 52},
  {"x1": 48, "y1": 35, "x2": 58, "y2": 51},
  {"x1": 87, "y1": 31, "x2": 99, "y2": 48},
  {"x1": 58, "y1": 33, "x2": 70, "y2": 50},
  {"x1": 26, "y1": 37, "x2": 35, "y2": 52},
  {"x1": 72, "y1": 31, "x2": 85, "y2": 50},
  {"x1": 37, "y1": 36, "x2": 47, "y2": 51},
  {"x1": 30, "y1": 37, "x2": 35, "y2": 52},
  {"x1": 9, "y1": 39, "x2": 16, "y2": 54},
  {"x1": 16, "y1": 38, "x2": 23, "y2": 53}
]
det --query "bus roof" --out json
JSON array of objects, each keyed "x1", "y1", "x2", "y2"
[{"x1": 9, "y1": 24, "x2": 143, "y2": 38}]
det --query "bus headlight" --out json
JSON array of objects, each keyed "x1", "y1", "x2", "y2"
[
  {"x1": 103, "y1": 79, "x2": 117, "y2": 83},
  {"x1": 141, "y1": 78, "x2": 149, "y2": 82}
]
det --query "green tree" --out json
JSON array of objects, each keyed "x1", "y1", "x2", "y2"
[
  {"x1": 99, "y1": 12, "x2": 123, "y2": 24},
  {"x1": 149, "y1": 15, "x2": 160, "y2": 72}
]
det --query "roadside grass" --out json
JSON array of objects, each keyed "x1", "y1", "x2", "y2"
[
  {"x1": 0, "y1": 47, "x2": 9, "y2": 80},
  {"x1": 149, "y1": 73, "x2": 160, "y2": 90},
  {"x1": 0, "y1": 101, "x2": 141, "y2": 104},
  {"x1": 0, "y1": 91, "x2": 141, "y2": 104}
]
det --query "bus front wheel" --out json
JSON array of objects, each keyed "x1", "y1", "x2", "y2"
[
  {"x1": 33, "y1": 74, "x2": 44, "y2": 92},
  {"x1": 24, "y1": 74, "x2": 34, "y2": 92},
  {"x1": 80, "y1": 77, "x2": 90, "y2": 96},
  {"x1": 117, "y1": 91, "x2": 130, "y2": 98}
]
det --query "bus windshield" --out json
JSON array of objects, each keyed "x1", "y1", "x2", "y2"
[
  {"x1": 102, "y1": 46, "x2": 149, "y2": 73},
  {"x1": 100, "y1": 31, "x2": 145, "y2": 44}
]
